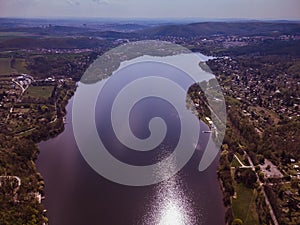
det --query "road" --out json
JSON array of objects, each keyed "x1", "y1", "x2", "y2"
[
  {"x1": 12, "y1": 79, "x2": 26, "y2": 94},
  {"x1": 6, "y1": 79, "x2": 29, "y2": 122},
  {"x1": 0, "y1": 176, "x2": 21, "y2": 187},
  {"x1": 234, "y1": 154, "x2": 252, "y2": 169},
  {"x1": 244, "y1": 151, "x2": 279, "y2": 225}
]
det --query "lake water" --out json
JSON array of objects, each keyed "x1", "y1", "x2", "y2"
[{"x1": 37, "y1": 53, "x2": 225, "y2": 225}]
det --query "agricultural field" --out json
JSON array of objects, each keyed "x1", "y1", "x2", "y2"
[
  {"x1": 0, "y1": 32, "x2": 33, "y2": 42},
  {"x1": 0, "y1": 58, "x2": 16, "y2": 75},
  {"x1": 24, "y1": 86, "x2": 55, "y2": 100},
  {"x1": 0, "y1": 57, "x2": 29, "y2": 75},
  {"x1": 11, "y1": 58, "x2": 29, "y2": 74}
]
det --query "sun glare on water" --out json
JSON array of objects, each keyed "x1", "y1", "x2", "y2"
[
  {"x1": 141, "y1": 153, "x2": 198, "y2": 225},
  {"x1": 158, "y1": 201, "x2": 186, "y2": 225}
]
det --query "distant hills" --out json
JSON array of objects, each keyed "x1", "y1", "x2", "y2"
[
  {"x1": 1, "y1": 19, "x2": 299, "y2": 38},
  {"x1": 139, "y1": 22, "x2": 300, "y2": 37},
  {"x1": 0, "y1": 20, "x2": 299, "y2": 50}
]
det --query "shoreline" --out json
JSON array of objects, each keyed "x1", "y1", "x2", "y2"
[{"x1": 34, "y1": 84, "x2": 77, "y2": 224}]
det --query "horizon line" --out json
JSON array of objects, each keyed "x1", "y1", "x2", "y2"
[{"x1": 0, "y1": 16, "x2": 300, "y2": 22}]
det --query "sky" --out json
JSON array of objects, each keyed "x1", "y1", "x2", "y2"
[{"x1": 0, "y1": 0, "x2": 299, "y2": 20}]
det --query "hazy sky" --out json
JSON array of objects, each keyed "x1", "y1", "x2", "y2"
[{"x1": 0, "y1": 0, "x2": 299, "y2": 19}]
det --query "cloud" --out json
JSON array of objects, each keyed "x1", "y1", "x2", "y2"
[
  {"x1": 9, "y1": 0, "x2": 40, "y2": 6},
  {"x1": 92, "y1": 0, "x2": 109, "y2": 5},
  {"x1": 66, "y1": 0, "x2": 80, "y2": 6}
]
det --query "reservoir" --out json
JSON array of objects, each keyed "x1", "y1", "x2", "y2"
[{"x1": 37, "y1": 53, "x2": 226, "y2": 225}]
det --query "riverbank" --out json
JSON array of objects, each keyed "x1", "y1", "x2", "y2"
[
  {"x1": 35, "y1": 83, "x2": 77, "y2": 222},
  {"x1": 216, "y1": 99, "x2": 276, "y2": 225},
  {"x1": 0, "y1": 79, "x2": 76, "y2": 225}
]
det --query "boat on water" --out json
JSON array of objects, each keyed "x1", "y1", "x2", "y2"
[{"x1": 202, "y1": 130, "x2": 212, "y2": 134}]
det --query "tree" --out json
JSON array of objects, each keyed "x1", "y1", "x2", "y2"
[
  {"x1": 232, "y1": 218, "x2": 243, "y2": 225},
  {"x1": 257, "y1": 154, "x2": 265, "y2": 164},
  {"x1": 258, "y1": 171, "x2": 265, "y2": 182},
  {"x1": 291, "y1": 178, "x2": 299, "y2": 189},
  {"x1": 263, "y1": 150, "x2": 272, "y2": 159},
  {"x1": 255, "y1": 166, "x2": 261, "y2": 172},
  {"x1": 235, "y1": 168, "x2": 257, "y2": 188},
  {"x1": 13, "y1": 139, "x2": 38, "y2": 160}
]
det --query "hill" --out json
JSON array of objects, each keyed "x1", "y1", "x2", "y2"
[{"x1": 140, "y1": 22, "x2": 300, "y2": 37}]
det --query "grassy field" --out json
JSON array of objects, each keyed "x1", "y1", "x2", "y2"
[
  {"x1": 11, "y1": 58, "x2": 29, "y2": 74},
  {"x1": 232, "y1": 182, "x2": 260, "y2": 225},
  {"x1": 24, "y1": 86, "x2": 55, "y2": 99},
  {"x1": 0, "y1": 57, "x2": 29, "y2": 75},
  {"x1": 0, "y1": 58, "x2": 16, "y2": 75}
]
